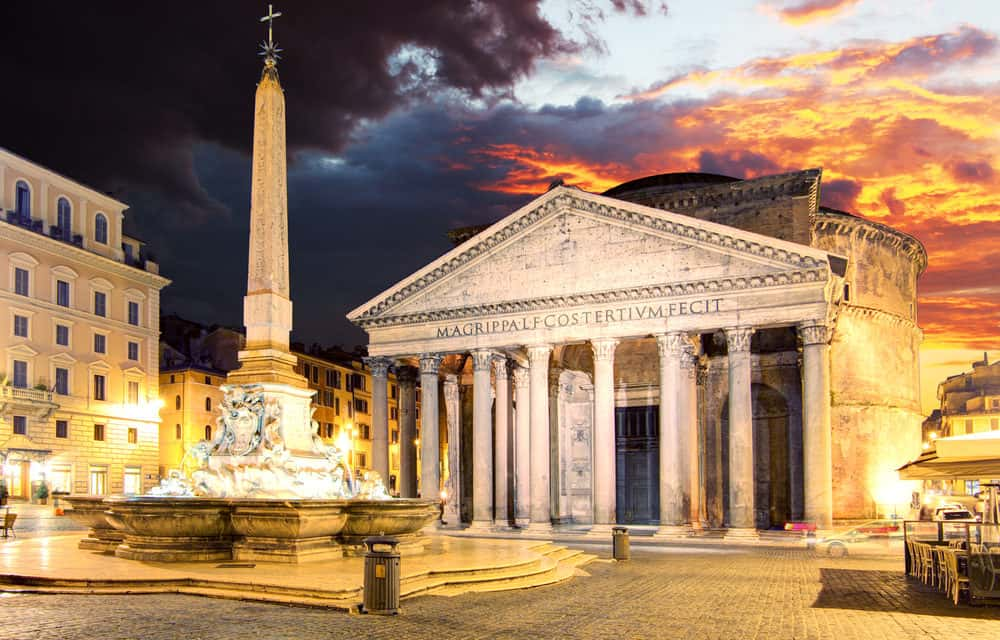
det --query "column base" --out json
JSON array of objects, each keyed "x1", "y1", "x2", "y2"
[
  {"x1": 523, "y1": 521, "x2": 553, "y2": 535},
  {"x1": 466, "y1": 520, "x2": 495, "y2": 533},
  {"x1": 514, "y1": 516, "x2": 530, "y2": 527},
  {"x1": 652, "y1": 524, "x2": 693, "y2": 539},
  {"x1": 723, "y1": 527, "x2": 760, "y2": 542}
]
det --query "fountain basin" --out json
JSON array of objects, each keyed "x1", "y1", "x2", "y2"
[
  {"x1": 67, "y1": 496, "x2": 438, "y2": 563},
  {"x1": 63, "y1": 495, "x2": 124, "y2": 553}
]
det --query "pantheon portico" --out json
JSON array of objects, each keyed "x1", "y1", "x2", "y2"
[{"x1": 347, "y1": 175, "x2": 883, "y2": 536}]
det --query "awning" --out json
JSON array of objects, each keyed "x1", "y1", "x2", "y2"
[{"x1": 897, "y1": 431, "x2": 1000, "y2": 480}]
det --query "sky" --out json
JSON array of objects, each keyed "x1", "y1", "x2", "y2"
[{"x1": 2, "y1": 1, "x2": 997, "y2": 413}]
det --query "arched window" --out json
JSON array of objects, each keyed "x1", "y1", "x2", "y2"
[
  {"x1": 205, "y1": 397, "x2": 211, "y2": 412},
  {"x1": 94, "y1": 213, "x2": 108, "y2": 244},
  {"x1": 175, "y1": 424, "x2": 182, "y2": 439},
  {"x1": 204, "y1": 425, "x2": 212, "y2": 440},
  {"x1": 57, "y1": 197, "x2": 72, "y2": 239},
  {"x1": 175, "y1": 395, "x2": 181, "y2": 410},
  {"x1": 15, "y1": 180, "x2": 30, "y2": 222}
]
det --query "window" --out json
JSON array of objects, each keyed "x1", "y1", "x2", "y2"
[
  {"x1": 57, "y1": 197, "x2": 72, "y2": 239},
  {"x1": 323, "y1": 390, "x2": 333, "y2": 406},
  {"x1": 966, "y1": 419, "x2": 974, "y2": 434},
  {"x1": 93, "y1": 423, "x2": 105, "y2": 441},
  {"x1": 94, "y1": 213, "x2": 108, "y2": 244},
  {"x1": 123, "y1": 466, "x2": 142, "y2": 495},
  {"x1": 204, "y1": 425, "x2": 212, "y2": 440},
  {"x1": 391, "y1": 407, "x2": 399, "y2": 421},
  {"x1": 843, "y1": 283, "x2": 851, "y2": 302},
  {"x1": 56, "y1": 419, "x2": 68, "y2": 438},
  {"x1": 55, "y1": 367, "x2": 69, "y2": 395},
  {"x1": 326, "y1": 370, "x2": 337, "y2": 387},
  {"x1": 205, "y1": 397, "x2": 211, "y2": 412},
  {"x1": 345, "y1": 374, "x2": 352, "y2": 392},
  {"x1": 992, "y1": 418, "x2": 999, "y2": 431},
  {"x1": 392, "y1": 429, "x2": 399, "y2": 444},
  {"x1": 303, "y1": 363, "x2": 311, "y2": 380},
  {"x1": 325, "y1": 423, "x2": 334, "y2": 438},
  {"x1": 93, "y1": 290, "x2": 107, "y2": 317},
  {"x1": 175, "y1": 395, "x2": 181, "y2": 410},
  {"x1": 50, "y1": 464, "x2": 72, "y2": 493},
  {"x1": 128, "y1": 301, "x2": 140, "y2": 326},
  {"x1": 93, "y1": 333, "x2": 106, "y2": 354},
  {"x1": 335, "y1": 397, "x2": 341, "y2": 416},
  {"x1": 127, "y1": 341, "x2": 139, "y2": 361},
  {"x1": 354, "y1": 398, "x2": 369, "y2": 414},
  {"x1": 14, "y1": 180, "x2": 30, "y2": 220},
  {"x1": 170, "y1": 374, "x2": 175, "y2": 383},
  {"x1": 391, "y1": 384, "x2": 398, "y2": 400},
  {"x1": 175, "y1": 424, "x2": 182, "y2": 440},
  {"x1": 127, "y1": 427, "x2": 138, "y2": 444},
  {"x1": 993, "y1": 399, "x2": 1000, "y2": 409},
  {"x1": 355, "y1": 452, "x2": 367, "y2": 469},
  {"x1": 93, "y1": 374, "x2": 106, "y2": 401},
  {"x1": 12, "y1": 360, "x2": 27, "y2": 388},
  {"x1": 89, "y1": 465, "x2": 108, "y2": 495},
  {"x1": 359, "y1": 423, "x2": 371, "y2": 440},
  {"x1": 312, "y1": 367, "x2": 319, "y2": 384},
  {"x1": 13, "y1": 314, "x2": 28, "y2": 337},
  {"x1": 353, "y1": 374, "x2": 365, "y2": 392},
  {"x1": 12, "y1": 415, "x2": 27, "y2": 435},
  {"x1": 56, "y1": 279, "x2": 70, "y2": 307},
  {"x1": 127, "y1": 381, "x2": 140, "y2": 405},
  {"x1": 14, "y1": 267, "x2": 29, "y2": 296},
  {"x1": 204, "y1": 375, "x2": 211, "y2": 385},
  {"x1": 55, "y1": 324, "x2": 70, "y2": 346}
]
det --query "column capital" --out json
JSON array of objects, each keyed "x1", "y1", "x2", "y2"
[
  {"x1": 512, "y1": 366, "x2": 529, "y2": 389},
  {"x1": 492, "y1": 356, "x2": 510, "y2": 379},
  {"x1": 395, "y1": 364, "x2": 419, "y2": 386},
  {"x1": 526, "y1": 344, "x2": 551, "y2": 364},
  {"x1": 471, "y1": 349, "x2": 493, "y2": 372},
  {"x1": 724, "y1": 326, "x2": 754, "y2": 353},
  {"x1": 655, "y1": 331, "x2": 688, "y2": 359},
  {"x1": 798, "y1": 322, "x2": 831, "y2": 346},
  {"x1": 419, "y1": 353, "x2": 443, "y2": 375},
  {"x1": 363, "y1": 356, "x2": 393, "y2": 378},
  {"x1": 590, "y1": 337, "x2": 619, "y2": 362}
]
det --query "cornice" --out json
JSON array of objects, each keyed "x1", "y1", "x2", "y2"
[
  {"x1": 352, "y1": 188, "x2": 829, "y2": 323},
  {"x1": 814, "y1": 211, "x2": 927, "y2": 274},
  {"x1": 0, "y1": 220, "x2": 170, "y2": 289},
  {"x1": 1, "y1": 147, "x2": 130, "y2": 211},
  {"x1": 839, "y1": 303, "x2": 919, "y2": 331},
  {"x1": 358, "y1": 267, "x2": 827, "y2": 329}
]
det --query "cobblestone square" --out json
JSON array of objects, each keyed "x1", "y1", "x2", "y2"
[{"x1": 2, "y1": 543, "x2": 998, "y2": 640}]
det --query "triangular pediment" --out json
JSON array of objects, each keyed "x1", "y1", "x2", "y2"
[{"x1": 349, "y1": 187, "x2": 834, "y2": 326}]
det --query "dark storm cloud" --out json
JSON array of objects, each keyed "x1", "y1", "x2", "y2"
[
  {"x1": 948, "y1": 160, "x2": 996, "y2": 184},
  {"x1": 696, "y1": 149, "x2": 780, "y2": 178},
  {"x1": 819, "y1": 179, "x2": 861, "y2": 212}
]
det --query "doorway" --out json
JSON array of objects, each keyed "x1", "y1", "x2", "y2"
[{"x1": 615, "y1": 406, "x2": 660, "y2": 524}]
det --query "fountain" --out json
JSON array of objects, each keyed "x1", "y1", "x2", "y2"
[{"x1": 65, "y1": 10, "x2": 437, "y2": 563}]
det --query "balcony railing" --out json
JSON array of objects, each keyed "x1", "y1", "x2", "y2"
[{"x1": 0, "y1": 385, "x2": 59, "y2": 419}]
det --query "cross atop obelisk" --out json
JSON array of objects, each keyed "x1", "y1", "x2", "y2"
[
  {"x1": 259, "y1": 4, "x2": 283, "y2": 66},
  {"x1": 229, "y1": 4, "x2": 305, "y2": 389}
]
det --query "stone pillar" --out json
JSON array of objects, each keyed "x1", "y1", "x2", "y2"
[
  {"x1": 471, "y1": 349, "x2": 494, "y2": 529},
  {"x1": 724, "y1": 327, "x2": 757, "y2": 539},
  {"x1": 397, "y1": 366, "x2": 418, "y2": 499},
  {"x1": 493, "y1": 357, "x2": 511, "y2": 526},
  {"x1": 654, "y1": 333, "x2": 688, "y2": 537},
  {"x1": 527, "y1": 345, "x2": 552, "y2": 532},
  {"x1": 364, "y1": 356, "x2": 393, "y2": 485},
  {"x1": 799, "y1": 323, "x2": 833, "y2": 529},
  {"x1": 513, "y1": 366, "x2": 530, "y2": 526},
  {"x1": 590, "y1": 338, "x2": 618, "y2": 531},
  {"x1": 442, "y1": 374, "x2": 462, "y2": 527},
  {"x1": 419, "y1": 354, "x2": 442, "y2": 501},
  {"x1": 680, "y1": 338, "x2": 701, "y2": 528}
]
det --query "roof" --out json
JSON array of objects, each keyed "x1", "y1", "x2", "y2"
[{"x1": 602, "y1": 172, "x2": 740, "y2": 197}]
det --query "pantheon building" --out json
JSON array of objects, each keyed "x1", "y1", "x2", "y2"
[{"x1": 348, "y1": 169, "x2": 925, "y2": 535}]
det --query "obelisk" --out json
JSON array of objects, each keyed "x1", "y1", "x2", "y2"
[{"x1": 227, "y1": 6, "x2": 315, "y2": 454}]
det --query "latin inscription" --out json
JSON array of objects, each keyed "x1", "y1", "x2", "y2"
[{"x1": 436, "y1": 298, "x2": 723, "y2": 338}]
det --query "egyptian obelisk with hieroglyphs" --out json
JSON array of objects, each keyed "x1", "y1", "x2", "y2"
[{"x1": 227, "y1": 6, "x2": 316, "y2": 454}]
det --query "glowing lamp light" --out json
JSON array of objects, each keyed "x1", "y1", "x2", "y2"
[
  {"x1": 929, "y1": 431, "x2": 938, "y2": 440},
  {"x1": 336, "y1": 431, "x2": 352, "y2": 453},
  {"x1": 440, "y1": 488, "x2": 448, "y2": 501},
  {"x1": 922, "y1": 442, "x2": 930, "y2": 450}
]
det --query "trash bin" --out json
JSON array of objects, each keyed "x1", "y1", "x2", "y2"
[
  {"x1": 362, "y1": 535, "x2": 401, "y2": 615},
  {"x1": 612, "y1": 526, "x2": 630, "y2": 561}
]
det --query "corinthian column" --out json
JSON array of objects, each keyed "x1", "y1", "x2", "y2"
[
  {"x1": 799, "y1": 322, "x2": 833, "y2": 529},
  {"x1": 493, "y1": 357, "x2": 512, "y2": 526},
  {"x1": 724, "y1": 326, "x2": 757, "y2": 539},
  {"x1": 513, "y1": 366, "x2": 530, "y2": 525},
  {"x1": 526, "y1": 345, "x2": 552, "y2": 532},
  {"x1": 397, "y1": 366, "x2": 418, "y2": 498},
  {"x1": 471, "y1": 349, "x2": 494, "y2": 529},
  {"x1": 680, "y1": 339, "x2": 701, "y2": 528},
  {"x1": 442, "y1": 374, "x2": 462, "y2": 527},
  {"x1": 654, "y1": 332, "x2": 688, "y2": 537},
  {"x1": 590, "y1": 338, "x2": 618, "y2": 531},
  {"x1": 419, "y1": 354, "x2": 442, "y2": 501},
  {"x1": 364, "y1": 356, "x2": 392, "y2": 484}
]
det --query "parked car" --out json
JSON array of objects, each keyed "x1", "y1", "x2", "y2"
[{"x1": 815, "y1": 519, "x2": 904, "y2": 557}]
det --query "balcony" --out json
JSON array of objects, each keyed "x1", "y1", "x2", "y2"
[{"x1": 0, "y1": 385, "x2": 59, "y2": 420}]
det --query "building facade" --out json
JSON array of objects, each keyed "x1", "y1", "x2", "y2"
[
  {"x1": 0, "y1": 148, "x2": 169, "y2": 499},
  {"x1": 349, "y1": 169, "x2": 926, "y2": 532},
  {"x1": 937, "y1": 354, "x2": 1000, "y2": 439}
]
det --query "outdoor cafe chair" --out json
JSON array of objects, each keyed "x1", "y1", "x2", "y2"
[
  {"x1": 944, "y1": 548, "x2": 970, "y2": 605},
  {"x1": 1, "y1": 512, "x2": 15, "y2": 538}
]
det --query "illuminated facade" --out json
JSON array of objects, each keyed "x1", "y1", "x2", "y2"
[
  {"x1": 351, "y1": 169, "x2": 926, "y2": 531},
  {"x1": 0, "y1": 147, "x2": 169, "y2": 499},
  {"x1": 157, "y1": 365, "x2": 226, "y2": 477},
  {"x1": 937, "y1": 354, "x2": 1000, "y2": 438}
]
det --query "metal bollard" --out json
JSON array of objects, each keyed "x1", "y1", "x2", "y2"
[
  {"x1": 361, "y1": 535, "x2": 401, "y2": 615},
  {"x1": 612, "y1": 526, "x2": 630, "y2": 561}
]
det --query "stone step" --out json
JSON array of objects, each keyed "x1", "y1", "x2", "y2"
[{"x1": 424, "y1": 545, "x2": 596, "y2": 597}]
